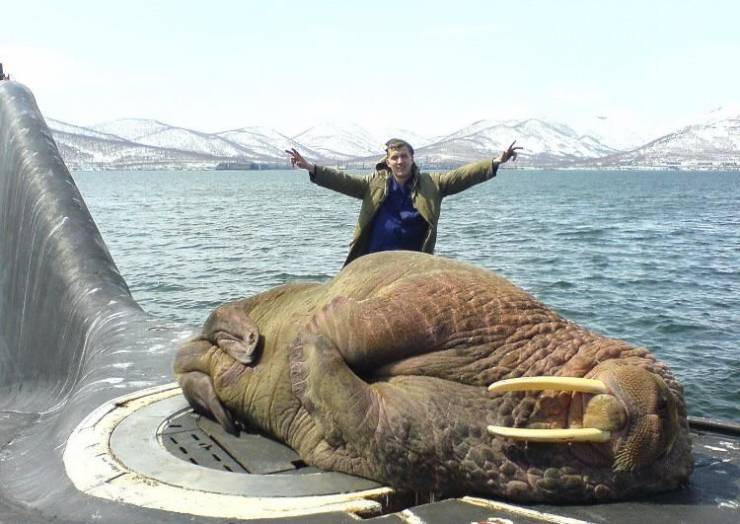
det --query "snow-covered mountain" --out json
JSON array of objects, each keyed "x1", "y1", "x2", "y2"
[
  {"x1": 45, "y1": 111, "x2": 739, "y2": 171},
  {"x1": 89, "y1": 118, "x2": 173, "y2": 142},
  {"x1": 51, "y1": 120, "x2": 294, "y2": 170},
  {"x1": 580, "y1": 108, "x2": 740, "y2": 170},
  {"x1": 578, "y1": 115, "x2": 651, "y2": 151},
  {"x1": 372, "y1": 127, "x2": 437, "y2": 150},
  {"x1": 416, "y1": 118, "x2": 619, "y2": 166},
  {"x1": 218, "y1": 126, "x2": 325, "y2": 162},
  {"x1": 47, "y1": 118, "x2": 130, "y2": 142},
  {"x1": 51, "y1": 129, "x2": 227, "y2": 171},
  {"x1": 89, "y1": 119, "x2": 269, "y2": 160},
  {"x1": 291, "y1": 122, "x2": 439, "y2": 161},
  {"x1": 292, "y1": 122, "x2": 384, "y2": 160},
  {"x1": 141, "y1": 128, "x2": 248, "y2": 157}
]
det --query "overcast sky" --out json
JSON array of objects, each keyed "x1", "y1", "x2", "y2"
[{"x1": 2, "y1": 0, "x2": 738, "y2": 138}]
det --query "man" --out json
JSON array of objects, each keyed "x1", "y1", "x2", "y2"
[{"x1": 286, "y1": 139, "x2": 522, "y2": 266}]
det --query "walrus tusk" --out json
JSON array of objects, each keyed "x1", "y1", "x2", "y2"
[
  {"x1": 488, "y1": 377, "x2": 614, "y2": 443},
  {"x1": 487, "y1": 376, "x2": 609, "y2": 395},
  {"x1": 487, "y1": 426, "x2": 612, "y2": 443}
]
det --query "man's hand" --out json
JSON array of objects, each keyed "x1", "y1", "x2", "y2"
[
  {"x1": 285, "y1": 148, "x2": 314, "y2": 172},
  {"x1": 495, "y1": 141, "x2": 524, "y2": 164}
]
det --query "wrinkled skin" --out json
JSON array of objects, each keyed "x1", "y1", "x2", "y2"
[{"x1": 174, "y1": 252, "x2": 692, "y2": 503}]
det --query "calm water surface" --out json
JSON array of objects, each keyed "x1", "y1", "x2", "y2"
[{"x1": 72, "y1": 169, "x2": 740, "y2": 421}]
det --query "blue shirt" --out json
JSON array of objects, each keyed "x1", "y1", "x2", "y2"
[{"x1": 367, "y1": 175, "x2": 428, "y2": 254}]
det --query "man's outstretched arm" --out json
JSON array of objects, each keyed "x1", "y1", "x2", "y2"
[
  {"x1": 286, "y1": 148, "x2": 368, "y2": 199},
  {"x1": 436, "y1": 141, "x2": 523, "y2": 196}
]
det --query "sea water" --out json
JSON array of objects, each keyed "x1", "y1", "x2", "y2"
[{"x1": 72, "y1": 169, "x2": 740, "y2": 421}]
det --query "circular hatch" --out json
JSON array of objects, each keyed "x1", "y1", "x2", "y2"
[{"x1": 64, "y1": 383, "x2": 396, "y2": 520}]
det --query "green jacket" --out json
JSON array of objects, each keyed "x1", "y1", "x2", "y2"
[{"x1": 310, "y1": 158, "x2": 499, "y2": 266}]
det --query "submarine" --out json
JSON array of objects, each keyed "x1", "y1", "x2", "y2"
[{"x1": 0, "y1": 75, "x2": 738, "y2": 523}]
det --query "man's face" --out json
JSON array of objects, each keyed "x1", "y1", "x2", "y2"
[{"x1": 386, "y1": 146, "x2": 414, "y2": 181}]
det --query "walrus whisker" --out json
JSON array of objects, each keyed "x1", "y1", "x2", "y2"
[
  {"x1": 487, "y1": 426, "x2": 612, "y2": 443},
  {"x1": 487, "y1": 376, "x2": 609, "y2": 395}
]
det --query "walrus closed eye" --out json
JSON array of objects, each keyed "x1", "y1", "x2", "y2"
[{"x1": 174, "y1": 251, "x2": 692, "y2": 503}]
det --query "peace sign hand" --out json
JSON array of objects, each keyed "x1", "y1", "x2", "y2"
[
  {"x1": 285, "y1": 148, "x2": 314, "y2": 172},
  {"x1": 496, "y1": 140, "x2": 524, "y2": 164}
]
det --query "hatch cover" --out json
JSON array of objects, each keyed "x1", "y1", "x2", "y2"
[{"x1": 64, "y1": 383, "x2": 396, "y2": 520}]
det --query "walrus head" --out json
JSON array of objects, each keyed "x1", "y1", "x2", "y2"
[{"x1": 487, "y1": 361, "x2": 691, "y2": 497}]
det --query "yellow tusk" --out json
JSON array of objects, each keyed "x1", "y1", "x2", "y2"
[
  {"x1": 487, "y1": 376, "x2": 608, "y2": 395},
  {"x1": 487, "y1": 426, "x2": 612, "y2": 443}
]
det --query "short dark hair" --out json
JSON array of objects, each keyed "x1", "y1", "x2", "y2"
[{"x1": 385, "y1": 138, "x2": 414, "y2": 156}]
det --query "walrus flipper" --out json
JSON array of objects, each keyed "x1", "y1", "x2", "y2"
[
  {"x1": 174, "y1": 335, "x2": 239, "y2": 435},
  {"x1": 302, "y1": 294, "x2": 451, "y2": 373},
  {"x1": 290, "y1": 333, "x2": 377, "y2": 448},
  {"x1": 179, "y1": 370, "x2": 238, "y2": 435},
  {"x1": 289, "y1": 331, "x2": 466, "y2": 488}
]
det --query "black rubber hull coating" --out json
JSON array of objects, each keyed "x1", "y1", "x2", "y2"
[{"x1": 0, "y1": 81, "x2": 200, "y2": 522}]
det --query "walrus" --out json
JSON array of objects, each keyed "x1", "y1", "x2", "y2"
[{"x1": 173, "y1": 251, "x2": 692, "y2": 502}]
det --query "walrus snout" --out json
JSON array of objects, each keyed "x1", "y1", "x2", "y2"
[
  {"x1": 589, "y1": 363, "x2": 682, "y2": 472},
  {"x1": 487, "y1": 363, "x2": 683, "y2": 473}
]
